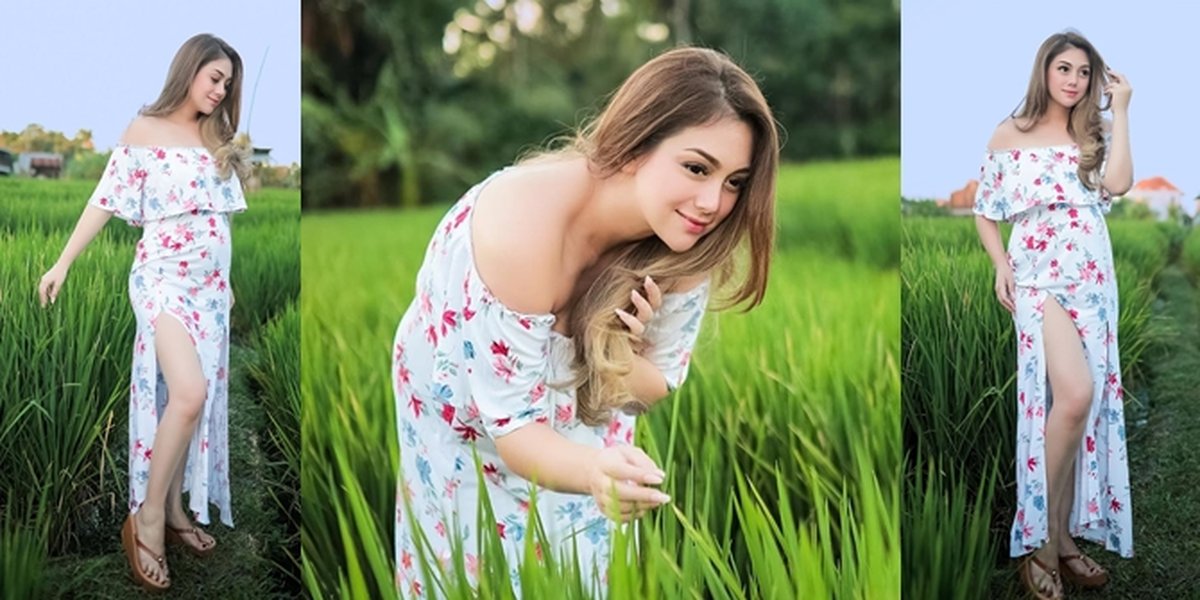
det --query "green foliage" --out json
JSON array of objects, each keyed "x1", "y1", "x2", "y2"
[
  {"x1": 0, "y1": 178, "x2": 300, "y2": 596},
  {"x1": 901, "y1": 216, "x2": 1170, "y2": 596},
  {"x1": 301, "y1": 0, "x2": 900, "y2": 209},
  {"x1": 300, "y1": 160, "x2": 900, "y2": 597},
  {"x1": 64, "y1": 151, "x2": 111, "y2": 181}
]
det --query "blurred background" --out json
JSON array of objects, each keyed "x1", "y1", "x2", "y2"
[{"x1": 301, "y1": 0, "x2": 899, "y2": 209}]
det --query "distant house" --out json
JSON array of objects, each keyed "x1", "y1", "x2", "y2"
[
  {"x1": 0, "y1": 149, "x2": 13, "y2": 176},
  {"x1": 16, "y1": 152, "x2": 64, "y2": 178},
  {"x1": 251, "y1": 147, "x2": 272, "y2": 167},
  {"x1": 939, "y1": 180, "x2": 979, "y2": 216},
  {"x1": 1126, "y1": 176, "x2": 1189, "y2": 219}
]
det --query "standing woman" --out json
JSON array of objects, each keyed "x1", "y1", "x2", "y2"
[
  {"x1": 392, "y1": 47, "x2": 777, "y2": 596},
  {"x1": 973, "y1": 31, "x2": 1134, "y2": 599},
  {"x1": 38, "y1": 33, "x2": 249, "y2": 592}
]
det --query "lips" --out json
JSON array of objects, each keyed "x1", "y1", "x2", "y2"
[{"x1": 678, "y1": 211, "x2": 711, "y2": 233}]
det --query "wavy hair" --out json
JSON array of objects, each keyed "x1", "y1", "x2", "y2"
[
  {"x1": 1011, "y1": 30, "x2": 1109, "y2": 190},
  {"x1": 524, "y1": 47, "x2": 779, "y2": 425},
  {"x1": 141, "y1": 33, "x2": 249, "y2": 182}
]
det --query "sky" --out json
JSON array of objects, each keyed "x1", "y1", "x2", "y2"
[
  {"x1": 0, "y1": 1, "x2": 300, "y2": 165},
  {"x1": 902, "y1": 0, "x2": 1200, "y2": 202}
]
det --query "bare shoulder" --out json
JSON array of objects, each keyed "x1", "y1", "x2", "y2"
[
  {"x1": 471, "y1": 165, "x2": 575, "y2": 315},
  {"x1": 985, "y1": 118, "x2": 1025, "y2": 151},
  {"x1": 118, "y1": 116, "x2": 162, "y2": 146}
]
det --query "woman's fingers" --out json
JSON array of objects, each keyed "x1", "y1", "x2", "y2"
[
  {"x1": 643, "y1": 276, "x2": 663, "y2": 310},
  {"x1": 619, "y1": 445, "x2": 665, "y2": 478},
  {"x1": 612, "y1": 480, "x2": 671, "y2": 505},
  {"x1": 614, "y1": 308, "x2": 646, "y2": 337},
  {"x1": 630, "y1": 289, "x2": 654, "y2": 322}
]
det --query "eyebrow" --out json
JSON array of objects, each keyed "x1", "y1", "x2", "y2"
[
  {"x1": 1056, "y1": 60, "x2": 1089, "y2": 69},
  {"x1": 213, "y1": 68, "x2": 228, "y2": 78},
  {"x1": 684, "y1": 147, "x2": 750, "y2": 172}
]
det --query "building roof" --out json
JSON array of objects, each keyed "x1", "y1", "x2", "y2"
[{"x1": 1132, "y1": 176, "x2": 1181, "y2": 193}]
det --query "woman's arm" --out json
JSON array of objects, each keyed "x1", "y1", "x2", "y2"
[
  {"x1": 39, "y1": 205, "x2": 112, "y2": 306},
  {"x1": 975, "y1": 215, "x2": 1015, "y2": 314},
  {"x1": 1102, "y1": 69, "x2": 1133, "y2": 195}
]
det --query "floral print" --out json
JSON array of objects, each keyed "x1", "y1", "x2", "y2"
[
  {"x1": 89, "y1": 145, "x2": 245, "y2": 527},
  {"x1": 392, "y1": 169, "x2": 709, "y2": 597},
  {"x1": 974, "y1": 142, "x2": 1132, "y2": 558}
]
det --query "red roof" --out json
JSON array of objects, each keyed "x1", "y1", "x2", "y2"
[{"x1": 1132, "y1": 176, "x2": 1181, "y2": 193}]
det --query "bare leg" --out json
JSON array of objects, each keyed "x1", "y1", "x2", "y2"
[
  {"x1": 133, "y1": 315, "x2": 208, "y2": 583},
  {"x1": 165, "y1": 452, "x2": 216, "y2": 550},
  {"x1": 1055, "y1": 446, "x2": 1105, "y2": 578},
  {"x1": 1030, "y1": 297, "x2": 1093, "y2": 596}
]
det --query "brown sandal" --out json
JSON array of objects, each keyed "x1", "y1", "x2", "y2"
[
  {"x1": 165, "y1": 522, "x2": 217, "y2": 558},
  {"x1": 1059, "y1": 553, "x2": 1108, "y2": 588},
  {"x1": 1020, "y1": 554, "x2": 1062, "y2": 600},
  {"x1": 120, "y1": 514, "x2": 170, "y2": 592}
]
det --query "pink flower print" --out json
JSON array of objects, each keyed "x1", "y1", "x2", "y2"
[
  {"x1": 409, "y1": 395, "x2": 423, "y2": 418},
  {"x1": 466, "y1": 554, "x2": 479, "y2": 577},
  {"x1": 1034, "y1": 178, "x2": 1042, "y2": 186},
  {"x1": 1027, "y1": 456, "x2": 1038, "y2": 472},
  {"x1": 556, "y1": 404, "x2": 573, "y2": 424},
  {"x1": 464, "y1": 401, "x2": 479, "y2": 421},
  {"x1": 496, "y1": 522, "x2": 507, "y2": 539},
  {"x1": 453, "y1": 422, "x2": 481, "y2": 442},
  {"x1": 453, "y1": 205, "x2": 471, "y2": 230},
  {"x1": 441, "y1": 404, "x2": 456, "y2": 425},
  {"x1": 1110, "y1": 498, "x2": 1123, "y2": 512},
  {"x1": 401, "y1": 550, "x2": 413, "y2": 571},
  {"x1": 201, "y1": 438, "x2": 210, "y2": 453},
  {"x1": 426, "y1": 325, "x2": 438, "y2": 347},
  {"x1": 518, "y1": 317, "x2": 533, "y2": 330},
  {"x1": 530, "y1": 382, "x2": 545, "y2": 403},
  {"x1": 483, "y1": 462, "x2": 501, "y2": 485},
  {"x1": 1086, "y1": 435, "x2": 1096, "y2": 453},
  {"x1": 155, "y1": 149, "x2": 166, "y2": 160},
  {"x1": 1088, "y1": 498, "x2": 1099, "y2": 514},
  {"x1": 462, "y1": 305, "x2": 476, "y2": 321},
  {"x1": 1010, "y1": 150, "x2": 1021, "y2": 161},
  {"x1": 441, "y1": 309, "x2": 457, "y2": 337},
  {"x1": 493, "y1": 416, "x2": 511, "y2": 429},
  {"x1": 435, "y1": 521, "x2": 446, "y2": 537}
]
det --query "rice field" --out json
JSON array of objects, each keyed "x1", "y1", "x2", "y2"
[
  {"x1": 901, "y1": 214, "x2": 1173, "y2": 598},
  {"x1": 300, "y1": 159, "x2": 902, "y2": 598},
  {"x1": 0, "y1": 177, "x2": 301, "y2": 598}
]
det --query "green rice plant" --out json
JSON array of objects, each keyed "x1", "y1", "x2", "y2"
[
  {"x1": 0, "y1": 519, "x2": 48, "y2": 599},
  {"x1": 301, "y1": 161, "x2": 900, "y2": 598},
  {"x1": 246, "y1": 304, "x2": 302, "y2": 587}
]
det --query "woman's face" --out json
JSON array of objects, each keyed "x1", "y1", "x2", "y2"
[
  {"x1": 628, "y1": 117, "x2": 754, "y2": 253},
  {"x1": 190, "y1": 57, "x2": 234, "y2": 116},
  {"x1": 1045, "y1": 46, "x2": 1091, "y2": 109}
]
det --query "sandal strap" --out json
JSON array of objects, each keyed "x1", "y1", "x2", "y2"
[
  {"x1": 134, "y1": 535, "x2": 165, "y2": 565},
  {"x1": 1029, "y1": 554, "x2": 1059, "y2": 577}
]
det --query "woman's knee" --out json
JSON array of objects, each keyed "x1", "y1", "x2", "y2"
[
  {"x1": 170, "y1": 380, "x2": 208, "y2": 421},
  {"x1": 1052, "y1": 380, "x2": 1093, "y2": 424}
]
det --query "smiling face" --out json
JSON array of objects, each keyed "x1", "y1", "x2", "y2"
[
  {"x1": 1046, "y1": 46, "x2": 1091, "y2": 109},
  {"x1": 189, "y1": 57, "x2": 234, "y2": 116},
  {"x1": 625, "y1": 117, "x2": 754, "y2": 252}
]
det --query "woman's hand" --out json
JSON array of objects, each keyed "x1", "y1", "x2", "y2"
[
  {"x1": 38, "y1": 263, "x2": 69, "y2": 307},
  {"x1": 1105, "y1": 68, "x2": 1132, "y2": 112},
  {"x1": 588, "y1": 444, "x2": 670, "y2": 522},
  {"x1": 615, "y1": 276, "x2": 663, "y2": 352},
  {"x1": 994, "y1": 264, "x2": 1016, "y2": 314}
]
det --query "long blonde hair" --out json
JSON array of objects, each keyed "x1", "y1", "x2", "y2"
[
  {"x1": 530, "y1": 47, "x2": 779, "y2": 425},
  {"x1": 141, "y1": 33, "x2": 249, "y2": 181},
  {"x1": 1012, "y1": 30, "x2": 1109, "y2": 190}
]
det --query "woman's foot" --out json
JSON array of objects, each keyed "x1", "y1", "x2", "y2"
[
  {"x1": 165, "y1": 510, "x2": 217, "y2": 557},
  {"x1": 122, "y1": 512, "x2": 170, "y2": 591},
  {"x1": 1021, "y1": 548, "x2": 1062, "y2": 600},
  {"x1": 1057, "y1": 538, "x2": 1108, "y2": 588}
]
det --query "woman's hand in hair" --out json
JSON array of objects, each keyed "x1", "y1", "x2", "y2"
[
  {"x1": 1105, "y1": 69, "x2": 1132, "y2": 112},
  {"x1": 588, "y1": 444, "x2": 671, "y2": 522},
  {"x1": 615, "y1": 276, "x2": 663, "y2": 353}
]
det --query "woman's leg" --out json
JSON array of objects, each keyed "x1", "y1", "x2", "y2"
[
  {"x1": 1032, "y1": 297, "x2": 1094, "y2": 590},
  {"x1": 133, "y1": 315, "x2": 209, "y2": 581},
  {"x1": 164, "y1": 446, "x2": 216, "y2": 549}
]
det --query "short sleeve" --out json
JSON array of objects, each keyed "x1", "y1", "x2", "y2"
[
  {"x1": 87, "y1": 147, "x2": 146, "y2": 224},
  {"x1": 461, "y1": 287, "x2": 556, "y2": 439},
  {"x1": 642, "y1": 279, "x2": 710, "y2": 392},
  {"x1": 973, "y1": 152, "x2": 1009, "y2": 222}
]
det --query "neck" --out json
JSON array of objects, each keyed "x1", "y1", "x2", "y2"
[
  {"x1": 164, "y1": 105, "x2": 201, "y2": 127},
  {"x1": 564, "y1": 158, "x2": 655, "y2": 264},
  {"x1": 1041, "y1": 101, "x2": 1071, "y2": 129}
]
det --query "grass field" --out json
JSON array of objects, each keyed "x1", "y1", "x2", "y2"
[
  {"x1": 300, "y1": 158, "x2": 901, "y2": 598},
  {"x1": 901, "y1": 214, "x2": 1178, "y2": 598},
  {"x1": 0, "y1": 178, "x2": 300, "y2": 598}
]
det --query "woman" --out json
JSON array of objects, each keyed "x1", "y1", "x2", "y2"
[
  {"x1": 392, "y1": 47, "x2": 778, "y2": 596},
  {"x1": 37, "y1": 33, "x2": 250, "y2": 592},
  {"x1": 973, "y1": 30, "x2": 1133, "y2": 599}
]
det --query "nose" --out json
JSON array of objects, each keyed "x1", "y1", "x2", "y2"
[{"x1": 695, "y1": 181, "x2": 722, "y2": 215}]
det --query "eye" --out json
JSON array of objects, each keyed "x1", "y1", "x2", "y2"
[
  {"x1": 725, "y1": 178, "x2": 746, "y2": 192},
  {"x1": 684, "y1": 162, "x2": 709, "y2": 176},
  {"x1": 1080, "y1": 69, "x2": 1090, "y2": 78},
  {"x1": 1058, "y1": 65, "x2": 1069, "y2": 73}
]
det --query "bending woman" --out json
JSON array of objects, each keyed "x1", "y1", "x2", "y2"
[{"x1": 392, "y1": 47, "x2": 778, "y2": 596}]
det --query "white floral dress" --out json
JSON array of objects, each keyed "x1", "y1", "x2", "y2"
[
  {"x1": 974, "y1": 142, "x2": 1133, "y2": 558},
  {"x1": 89, "y1": 145, "x2": 245, "y2": 527},
  {"x1": 392, "y1": 169, "x2": 709, "y2": 597}
]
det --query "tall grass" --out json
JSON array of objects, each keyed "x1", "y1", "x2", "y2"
[
  {"x1": 0, "y1": 178, "x2": 301, "y2": 596},
  {"x1": 301, "y1": 160, "x2": 901, "y2": 598},
  {"x1": 901, "y1": 215, "x2": 1171, "y2": 596}
]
